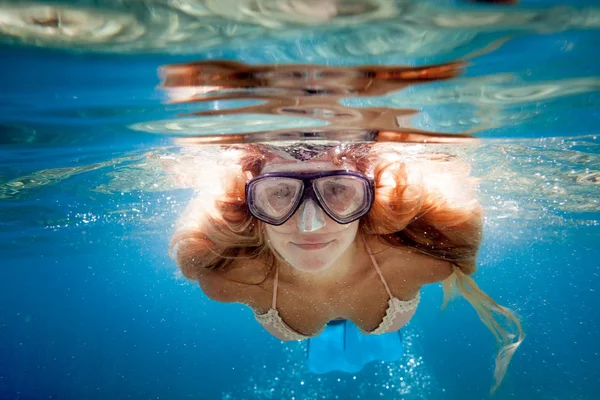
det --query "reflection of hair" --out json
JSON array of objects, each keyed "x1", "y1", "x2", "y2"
[{"x1": 170, "y1": 143, "x2": 523, "y2": 393}]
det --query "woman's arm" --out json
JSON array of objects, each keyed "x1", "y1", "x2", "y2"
[
  {"x1": 196, "y1": 268, "x2": 243, "y2": 303},
  {"x1": 379, "y1": 244, "x2": 455, "y2": 293},
  {"x1": 193, "y1": 257, "x2": 270, "y2": 305},
  {"x1": 412, "y1": 255, "x2": 456, "y2": 285}
]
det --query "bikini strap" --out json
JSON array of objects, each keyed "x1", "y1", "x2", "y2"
[
  {"x1": 361, "y1": 234, "x2": 394, "y2": 299},
  {"x1": 271, "y1": 267, "x2": 279, "y2": 309}
]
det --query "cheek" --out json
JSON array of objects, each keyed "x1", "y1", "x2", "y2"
[
  {"x1": 264, "y1": 225, "x2": 291, "y2": 250},
  {"x1": 327, "y1": 221, "x2": 357, "y2": 235},
  {"x1": 265, "y1": 217, "x2": 359, "y2": 243},
  {"x1": 338, "y1": 222, "x2": 359, "y2": 245},
  {"x1": 266, "y1": 214, "x2": 357, "y2": 236},
  {"x1": 267, "y1": 218, "x2": 298, "y2": 235}
]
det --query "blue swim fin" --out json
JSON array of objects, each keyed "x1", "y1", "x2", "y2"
[{"x1": 307, "y1": 320, "x2": 404, "y2": 374}]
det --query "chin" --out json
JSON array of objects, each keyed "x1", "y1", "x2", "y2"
[
  {"x1": 292, "y1": 259, "x2": 334, "y2": 272},
  {"x1": 286, "y1": 247, "x2": 338, "y2": 272}
]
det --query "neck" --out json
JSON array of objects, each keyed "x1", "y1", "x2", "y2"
[{"x1": 277, "y1": 235, "x2": 362, "y2": 286}]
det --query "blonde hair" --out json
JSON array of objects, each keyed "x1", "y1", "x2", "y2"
[{"x1": 170, "y1": 143, "x2": 523, "y2": 393}]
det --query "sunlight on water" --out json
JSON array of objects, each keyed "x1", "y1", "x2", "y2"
[{"x1": 1, "y1": 136, "x2": 598, "y2": 295}]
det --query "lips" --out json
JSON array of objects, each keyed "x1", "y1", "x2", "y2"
[{"x1": 292, "y1": 240, "x2": 334, "y2": 250}]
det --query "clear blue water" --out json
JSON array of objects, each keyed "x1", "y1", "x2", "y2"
[{"x1": 1, "y1": 1, "x2": 599, "y2": 399}]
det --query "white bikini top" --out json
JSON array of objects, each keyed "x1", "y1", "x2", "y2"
[{"x1": 254, "y1": 236, "x2": 420, "y2": 341}]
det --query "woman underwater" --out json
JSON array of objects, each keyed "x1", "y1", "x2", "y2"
[{"x1": 170, "y1": 142, "x2": 524, "y2": 392}]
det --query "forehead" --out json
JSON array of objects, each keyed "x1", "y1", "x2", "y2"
[{"x1": 261, "y1": 161, "x2": 355, "y2": 174}]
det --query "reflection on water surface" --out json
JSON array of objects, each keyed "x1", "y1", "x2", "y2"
[{"x1": 148, "y1": 60, "x2": 474, "y2": 143}]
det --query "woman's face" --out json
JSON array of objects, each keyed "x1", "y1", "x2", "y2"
[{"x1": 261, "y1": 160, "x2": 360, "y2": 273}]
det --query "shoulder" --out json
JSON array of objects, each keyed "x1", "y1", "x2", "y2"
[
  {"x1": 403, "y1": 250, "x2": 454, "y2": 285},
  {"x1": 196, "y1": 258, "x2": 271, "y2": 304},
  {"x1": 365, "y1": 234, "x2": 454, "y2": 286}
]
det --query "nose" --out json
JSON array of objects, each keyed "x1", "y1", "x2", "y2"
[{"x1": 296, "y1": 198, "x2": 326, "y2": 232}]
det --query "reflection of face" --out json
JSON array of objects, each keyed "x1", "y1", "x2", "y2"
[
  {"x1": 261, "y1": 161, "x2": 360, "y2": 273},
  {"x1": 255, "y1": 67, "x2": 365, "y2": 95}
]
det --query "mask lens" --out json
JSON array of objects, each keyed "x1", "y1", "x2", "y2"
[
  {"x1": 314, "y1": 176, "x2": 368, "y2": 221},
  {"x1": 249, "y1": 178, "x2": 303, "y2": 222}
]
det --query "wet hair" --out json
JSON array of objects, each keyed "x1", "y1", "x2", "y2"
[{"x1": 170, "y1": 143, "x2": 523, "y2": 393}]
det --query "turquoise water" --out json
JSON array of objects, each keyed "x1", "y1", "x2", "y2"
[{"x1": 1, "y1": 1, "x2": 599, "y2": 399}]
